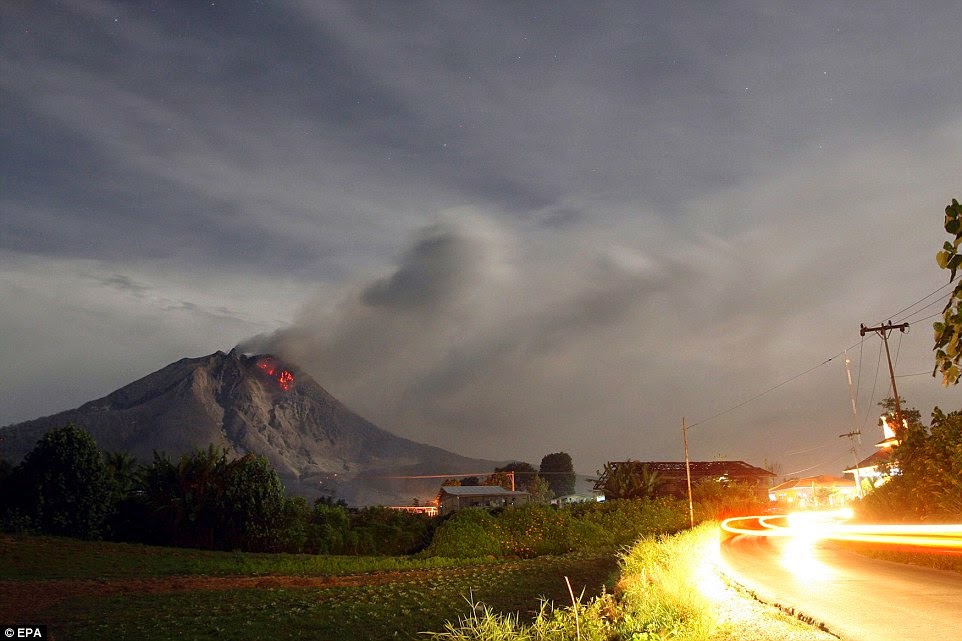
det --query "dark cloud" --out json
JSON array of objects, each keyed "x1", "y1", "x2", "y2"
[{"x1": 2, "y1": 1, "x2": 961, "y2": 474}]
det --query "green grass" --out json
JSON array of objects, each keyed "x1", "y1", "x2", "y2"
[
  {"x1": 0, "y1": 534, "x2": 489, "y2": 581},
  {"x1": 428, "y1": 523, "x2": 724, "y2": 641},
  {"x1": 41, "y1": 553, "x2": 617, "y2": 641}
]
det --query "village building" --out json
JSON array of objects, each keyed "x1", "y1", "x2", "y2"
[
  {"x1": 593, "y1": 460, "x2": 775, "y2": 500},
  {"x1": 435, "y1": 485, "x2": 529, "y2": 517},
  {"x1": 843, "y1": 414, "x2": 902, "y2": 489},
  {"x1": 768, "y1": 475, "x2": 858, "y2": 508}
]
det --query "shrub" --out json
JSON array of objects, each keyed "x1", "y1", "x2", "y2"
[
  {"x1": 0, "y1": 424, "x2": 113, "y2": 539},
  {"x1": 422, "y1": 509, "x2": 503, "y2": 558}
]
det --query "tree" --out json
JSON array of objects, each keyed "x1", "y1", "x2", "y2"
[
  {"x1": 140, "y1": 446, "x2": 228, "y2": 549},
  {"x1": 460, "y1": 476, "x2": 480, "y2": 486},
  {"x1": 525, "y1": 475, "x2": 554, "y2": 503},
  {"x1": 483, "y1": 471, "x2": 515, "y2": 491},
  {"x1": 495, "y1": 462, "x2": 538, "y2": 491},
  {"x1": 539, "y1": 452, "x2": 576, "y2": 497},
  {"x1": 596, "y1": 461, "x2": 662, "y2": 499},
  {"x1": 140, "y1": 446, "x2": 287, "y2": 551},
  {"x1": 934, "y1": 198, "x2": 962, "y2": 385},
  {"x1": 1, "y1": 424, "x2": 113, "y2": 538},
  {"x1": 859, "y1": 407, "x2": 962, "y2": 521},
  {"x1": 218, "y1": 453, "x2": 286, "y2": 551},
  {"x1": 879, "y1": 397, "x2": 922, "y2": 434}
]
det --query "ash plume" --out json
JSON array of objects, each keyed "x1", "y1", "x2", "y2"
[{"x1": 239, "y1": 213, "x2": 688, "y2": 467}]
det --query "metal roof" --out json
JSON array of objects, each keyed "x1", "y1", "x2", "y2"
[
  {"x1": 438, "y1": 485, "x2": 528, "y2": 497},
  {"x1": 601, "y1": 460, "x2": 774, "y2": 476},
  {"x1": 769, "y1": 475, "x2": 856, "y2": 493}
]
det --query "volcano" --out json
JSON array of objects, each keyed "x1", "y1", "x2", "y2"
[{"x1": 0, "y1": 350, "x2": 502, "y2": 505}]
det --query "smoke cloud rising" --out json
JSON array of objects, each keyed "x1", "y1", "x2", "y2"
[{"x1": 240, "y1": 211, "x2": 698, "y2": 468}]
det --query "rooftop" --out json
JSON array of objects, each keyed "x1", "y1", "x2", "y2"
[{"x1": 438, "y1": 485, "x2": 528, "y2": 497}]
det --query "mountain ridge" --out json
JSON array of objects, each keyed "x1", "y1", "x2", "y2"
[{"x1": 0, "y1": 350, "x2": 503, "y2": 505}]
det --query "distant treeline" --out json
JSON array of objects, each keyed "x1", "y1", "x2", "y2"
[{"x1": 0, "y1": 423, "x2": 773, "y2": 557}]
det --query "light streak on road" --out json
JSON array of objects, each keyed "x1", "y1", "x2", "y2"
[{"x1": 721, "y1": 510, "x2": 962, "y2": 552}]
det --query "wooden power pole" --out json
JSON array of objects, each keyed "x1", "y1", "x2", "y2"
[
  {"x1": 682, "y1": 417, "x2": 694, "y2": 529},
  {"x1": 859, "y1": 321, "x2": 909, "y2": 433}
]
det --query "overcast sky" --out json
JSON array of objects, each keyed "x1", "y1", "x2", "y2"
[{"x1": 2, "y1": 1, "x2": 960, "y2": 477}]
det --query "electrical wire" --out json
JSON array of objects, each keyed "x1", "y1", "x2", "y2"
[
  {"x1": 860, "y1": 342, "x2": 884, "y2": 435},
  {"x1": 687, "y1": 279, "x2": 955, "y2": 431},
  {"x1": 885, "y1": 279, "x2": 956, "y2": 324},
  {"x1": 687, "y1": 352, "x2": 845, "y2": 429},
  {"x1": 782, "y1": 449, "x2": 851, "y2": 477},
  {"x1": 897, "y1": 292, "x2": 952, "y2": 324}
]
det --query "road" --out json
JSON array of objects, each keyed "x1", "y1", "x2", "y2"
[{"x1": 720, "y1": 531, "x2": 962, "y2": 641}]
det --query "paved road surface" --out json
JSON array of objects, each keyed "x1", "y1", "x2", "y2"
[{"x1": 720, "y1": 533, "x2": 962, "y2": 641}]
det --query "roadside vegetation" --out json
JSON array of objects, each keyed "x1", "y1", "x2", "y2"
[
  {"x1": 853, "y1": 406, "x2": 961, "y2": 523},
  {"x1": 428, "y1": 523, "x2": 832, "y2": 641}
]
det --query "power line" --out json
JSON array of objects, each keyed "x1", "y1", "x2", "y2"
[
  {"x1": 860, "y1": 340, "x2": 884, "y2": 434},
  {"x1": 896, "y1": 370, "x2": 935, "y2": 378},
  {"x1": 688, "y1": 352, "x2": 845, "y2": 429},
  {"x1": 886, "y1": 279, "x2": 956, "y2": 324},
  {"x1": 898, "y1": 293, "x2": 952, "y2": 324},
  {"x1": 688, "y1": 280, "x2": 954, "y2": 431},
  {"x1": 782, "y1": 449, "x2": 851, "y2": 477}
]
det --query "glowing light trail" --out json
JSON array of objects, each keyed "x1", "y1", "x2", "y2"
[{"x1": 721, "y1": 511, "x2": 962, "y2": 552}]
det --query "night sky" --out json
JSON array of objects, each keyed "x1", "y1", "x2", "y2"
[{"x1": 2, "y1": 1, "x2": 960, "y2": 477}]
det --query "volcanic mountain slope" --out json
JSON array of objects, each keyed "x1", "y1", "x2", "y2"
[{"x1": 0, "y1": 351, "x2": 502, "y2": 505}]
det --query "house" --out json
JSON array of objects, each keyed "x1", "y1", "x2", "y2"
[
  {"x1": 843, "y1": 414, "x2": 902, "y2": 489},
  {"x1": 435, "y1": 485, "x2": 529, "y2": 517},
  {"x1": 768, "y1": 475, "x2": 857, "y2": 509},
  {"x1": 593, "y1": 460, "x2": 775, "y2": 500},
  {"x1": 388, "y1": 505, "x2": 439, "y2": 517}
]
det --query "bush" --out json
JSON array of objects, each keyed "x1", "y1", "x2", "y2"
[
  {"x1": 422, "y1": 509, "x2": 503, "y2": 558},
  {"x1": 493, "y1": 504, "x2": 574, "y2": 557},
  {"x1": 0, "y1": 424, "x2": 113, "y2": 539},
  {"x1": 424, "y1": 499, "x2": 692, "y2": 559},
  {"x1": 856, "y1": 407, "x2": 962, "y2": 522}
]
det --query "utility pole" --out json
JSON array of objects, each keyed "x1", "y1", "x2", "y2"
[
  {"x1": 860, "y1": 321, "x2": 909, "y2": 435},
  {"x1": 682, "y1": 417, "x2": 694, "y2": 529},
  {"x1": 839, "y1": 430, "x2": 862, "y2": 498}
]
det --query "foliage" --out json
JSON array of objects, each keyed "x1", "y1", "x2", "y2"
[
  {"x1": 596, "y1": 461, "x2": 664, "y2": 499},
  {"x1": 35, "y1": 549, "x2": 614, "y2": 641},
  {"x1": 424, "y1": 499, "x2": 689, "y2": 559},
  {"x1": 428, "y1": 523, "x2": 722, "y2": 641},
  {"x1": 139, "y1": 446, "x2": 229, "y2": 549},
  {"x1": 136, "y1": 446, "x2": 289, "y2": 551},
  {"x1": 690, "y1": 479, "x2": 770, "y2": 520},
  {"x1": 421, "y1": 508, "x2": 503, "y2": 558},
  {"x1": 539, "y1": 452, "x2": 576, "y2": 497},
  {"x1": 525, "y1": 475, "x2": 554, "y2": 504},
  {"x1": 494, "y1": 461, "x2": 538, "y2": 490},
  {"x1": 218, "y1": 454, "x2": 286, "y2": 551},
  {"x1": 0, "y1": 533, "x2": 489, "y2": 581},
  {"x1": 0, "y1": 423, "x2": 114, "y2": 539},
  {"x1": 348, "y1": 506, "x2": 435, "y2": 555},
  {"x1": 934, "y1": 197, "x2": 962, "y2": 385},
  {"x1": 483, "y1": 471, "x2": 516, "y2": 491},
  {"x1": 857, "y1": 407, "x2": 962, "y2": 521}
]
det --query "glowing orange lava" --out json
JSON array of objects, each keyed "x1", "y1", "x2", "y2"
[{"x1": 256, "y1": 359, "x2": 295, "y2": 391}]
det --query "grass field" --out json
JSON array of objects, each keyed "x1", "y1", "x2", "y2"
[
  {"x1": 0, "y1": 534, "x2": 485, "y2": 581},
  {"x1": 0, "y1": 535, "x2": 617, "y2": 641}
]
